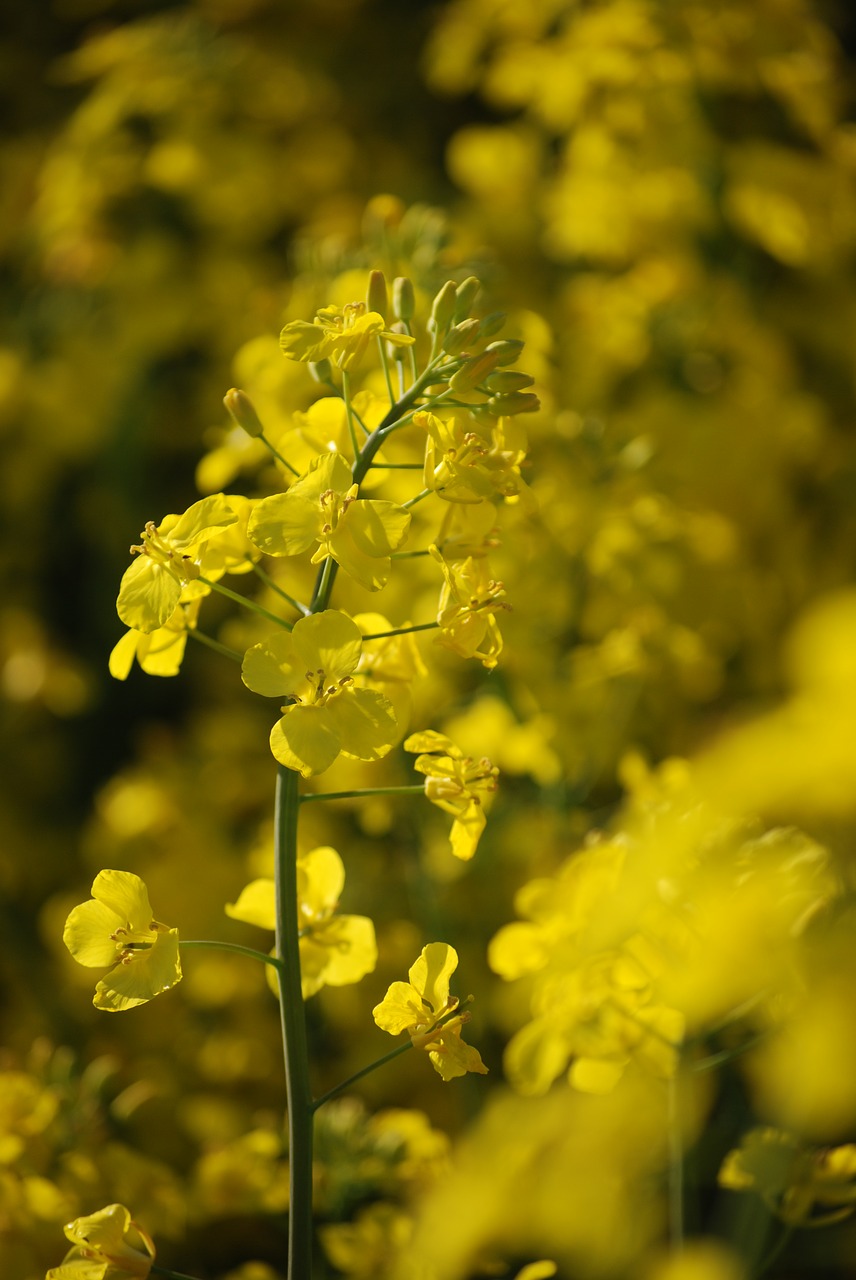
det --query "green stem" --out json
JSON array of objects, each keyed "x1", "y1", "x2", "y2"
[
  {"x1": 300, "y1": 785, "x2": 425, "y2": 804},
  {"x1": 377, "y1": 333, "x2": 397, "y2": 405},
  {"x1": 667, "y1": 1073, "x2": 684, "y2": 1253},
  {"x1": 151, "y1": 1266, "x2": 202, "y2": 1280},
  {"x1": 401, "y1": 487, "x2": 432, "y2": 510},
  {"x1": 312, "y1": 1040, "x2": 414, "y2": 1112},
  {"x1": 371, "y1": 462, "x2": 423, "y2": 470},
  {"x1": 198, "y1": 575, "x2": 292, "y2": 631},
  {"x1": 391, "y1": 548, "x2": 432, "y2": 558},
  {"x1": 361, "y1": 621, "x2": 438, "y2": 641},
  {"x1": 274, "y1": 765, "x2": 314, "y2": 1280},
  {"x1": 251, "y1": 560, "x2": 311, "y2": 616},
  {"x1": 179, "y1": 939, "x2": 284, "y2": 972},
  {"x1": 187, "y1": 629, "x2": 243, "y2": 663},
  {"x1": 755, "y1": 1224, "x2": 794, "y2": 1277},
  {"x1": 309, "y1": 556, "x2": 337, "y2": 613},
  {"x1": 342, "y1": 370, "x2": 361, "y2": 460},
  {"x1": 259, "y1": 431, "x2": 300, "y2": 478}
]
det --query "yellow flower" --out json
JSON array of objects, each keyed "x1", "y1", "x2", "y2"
[
  {"x1": 46, "y1": 1202, "x2": 155, "y2": 1279},
  {"x1": 225, "y1": 846, "x2": 377, "y2": 998},
  {"x1": 372, "y1": 942, "x2": 488, "y2": 1081},
  {"x1": 242, "y1": 610, "x2": 397, "y2": 776},
  {"x1": 719, "y1": 1128, "x2": 856, "y2": 1227},
  {"x1": 63, "y1": 871, "x2": 181, "y2": 1012},
  {"x1": 404, "y1": 730, "x2": 498, "y2": 860},
  {"x1": 248, "y1": 452, "x2": 410, "y2": 591},
  {"x1": 416, "y1": 409, "x2": 532, "y2": 504},
  {"x1": 116, "y1": 495, "x2": 237, "y2": 633},
  {"x1": 280, "y1": 301, "x2": 414, "y2": 371},
  {"x1": 431, "y1": 547, "x2": 509, "y2": 669},
  {"x1": 109, "y1": 599, "x2": 200, "y2": 681}
]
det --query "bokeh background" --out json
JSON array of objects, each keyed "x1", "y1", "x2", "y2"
[{"x1": 3, "y1": 1, "x2": 856, "y2": 1277}]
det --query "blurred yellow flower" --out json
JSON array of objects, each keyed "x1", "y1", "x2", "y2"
[
  {"x1": 225, "y1": 846, "x2": 377, "y2": 998},
  {"x1": 372, "y1": 942, "x2": 488, "y2": 1081},
  {"x1": 248, "y1": 452, "x2": 411, "y2": 591},
  {"x1": 242, "y1": 610, "x2": 397, "y2": 776},
  {"x1": 63, "y1": 870, "x2": 181, "y2": 1012},
  {"x1": 46, "y1": 1202, "x2": 155, "y2": 1279},
  {"x1": 719, "y1": 1127, "x2": 856, "y2": 1227},
  {"x1": 404, "y1": 730, "x2": 498, "y2": 860}
]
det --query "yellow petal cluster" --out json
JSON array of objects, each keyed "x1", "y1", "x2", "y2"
[
  {"x1": 63, "y1": 870, "x2": 181, "y2": 1012},
  {"x1": 404, "y1": 730, "x2": 498, "y2": 860},
  {"x1": 46, "y1": 1202, "x2": 155, "y2": 1279}
]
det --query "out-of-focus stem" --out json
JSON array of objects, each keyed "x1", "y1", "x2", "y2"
[{"x1": 274, "y1": 765, "x2": 314, "y2": 1280}]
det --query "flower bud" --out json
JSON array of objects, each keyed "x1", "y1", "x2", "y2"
[
  {"x1": 223, "y1": 388, "x2": 265, "y2": 438},
  {"x1": 484, "y1": 338, "x2": 524, "y2": 366},
  {"x1": 479, "y1": 311, "x2": 507, "y2": 338},
  {"x1": 442, "y1": 318, "x2": 481, "y2": 357},
  {"x1": 367, "y1": 269, "x2": 388, "y2": 320},
  {"x1": 393, "y1": 276, "x2": 415, "y2": 322},
  {"x1": 428, "y1": 281, "x2": 458, "y2": 336},
  {"x1": 485, "y1": 370, "x2": 535, "y2": 393},
  {"x1": 487, "y1": 391, "x2": 541, "y2": 415},
  {"x1": 448, "y1": 350, "x2": 502, "y2": 394},
  {"x1": 453, "y1": 276, "x2": 480, "y2": 324}
]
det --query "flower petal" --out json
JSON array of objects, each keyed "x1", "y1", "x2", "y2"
[
  {"x1": 90, "y1": 870, "x2": 153, "y2": 933},
  {"x1": 247, "y1": 491, "x2": 319, "y2": 557},
  {"x1": 291, "y1": 610, "x2": 362, "y2": 679},
  {"x1": 270, "y1": 705, "x2": 341, "y2": 777},
  {"x1": 409, "y1": 942, "x2": 458, "y2": 1012},
  {"x1": 298, "y1": 846, "x2": 345, "y2": 918},
  {"x1": 168, "y1": 494, "x2": 237, "y2": 550},
  {"x1": 326, "y1": 687, "x2": 397, "y2": 762},
  {"x1": 373, "y1": 981, "x2": 426, "y2": 1034},
  {"x1": 63, "y1": 899, "x2": 123, "y2": 968},
  {"x1": 93, "y1": 930, "x2": 182, "y2": 1012},
  {"x1": 225, "y1": 879, "x2": 276, "y2": 930},
  {"x1": 117, "y1": 557, "x2": 182, "y2": 635},
  {"x1": 242, "y1": 631, "x2": 302, "y2": 697}
]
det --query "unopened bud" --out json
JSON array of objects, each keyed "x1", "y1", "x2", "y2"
[
  {"x1": 367, "y1": 269, "x2": 388, "y2": 320},
  {"x1": 487, "y1": 391, "x2": 541, "y2": 415},
  {"x1": 223, "y1": 388, "x2": 265, "y2": 438},
  {"x1": 309, "y1": 359, "x2": 333, "y2": 384},
  {"x1": 442, "y1": 318, "x2": 481, "y2": 357},
  {"x1": 484, "y1": 338, "x2": 524, "y2": 366},
  {"x1": 428, "y1": 280, "x2": 458, "y2": 336},
  {"x1": 448, "y1": 350, "x2": 502, "y2": 394},
  {"x1": 480, "y1": 311, "x2": 507, "y2": 338},
  {"x1": 453, "y1": 275, "x2": 480, "y2": 324},
  {"x1": 393, "y1": 276, "x2": 415, "y2": 322},
  {"x1": 485, "y1": 370, "x2": 535, "y2": 393}
]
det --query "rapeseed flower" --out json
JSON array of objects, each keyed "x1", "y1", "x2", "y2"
[
  {"x1": 248, "y1": 452, "x2": 410, "y2": 591},
  {"x1": 432, "y1": 547, "x2": 509, "y2": 668},
  {"x1": 63, "y1": 870, "x2": 181, "y2": 1012},
  {"x1": 280, "y1": 301, "x2": 414, "y2": 371},
  {"x1": 109, "y1": 599, "x2": 200, "y2": 681},
  {"x1": 719, "y1": 1128, "x2": 856, "y2": 1226},
  {"x1": 372, "y1": 942, "x2": 488, "y2": 1081},
  {"x1": 117, "y1": 495, "x2": 237, "y2": 633},
  {"x1": 226, "y1": 845, "x2": 377, "y2": 998},
  {"x1": 404, "y1": 730, "x2": 498, "y2": 860},
  {"x1": 46, "y1": 1203, "x2": 155, "y2": 1279},
  {"x1": 416, "y1": 409, "x2": 531, "y2": 504},
  {"x1": 242, "y1": 610, "x2": 397, "y2": 776}
]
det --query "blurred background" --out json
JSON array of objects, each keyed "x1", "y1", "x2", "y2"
[{"x1": 2, "y1": 1, "x2": 856, "y2": 1277}]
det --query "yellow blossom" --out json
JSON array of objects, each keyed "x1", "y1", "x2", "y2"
[
  {"x1": 63, "y1": 871, "x2": 181, "y2": 1012},
  {"x1": 116, "y1": 495, "x2": 237, "y2": 633},
  {"x1": 225, "y1": 846, "x2": 377, "y2": 998},
  {"x1": 248, "y1": 452, "x2": 410, "y2": 590},
  {"x1": 280, "y1": 300, "x2": 414, "y2": 371},
  {"x1": 109, "y1": 599, "x2": 200, "y2": 681},
  {"x1": 405, "y1": 729, "x2": 498, "y2": 860},
  {"x1": 719, "y1": 1128, "x2": 856, "y2": 1227},
  {"x1": 242, "y1": 610, "x2": 397, "y2": 776},
  {"x1": 372, "y1": 942, "x2": 488, "y2": 1081},
  {"x1": 416, "y1": 408, "x2": 532, "y2": 504},
  {"x1": 46, "y1": 1202, "x2": 155, "y2": 1279},
  {"x1": 431, "y1": 546, "x2": 509, "y2": 668}
]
